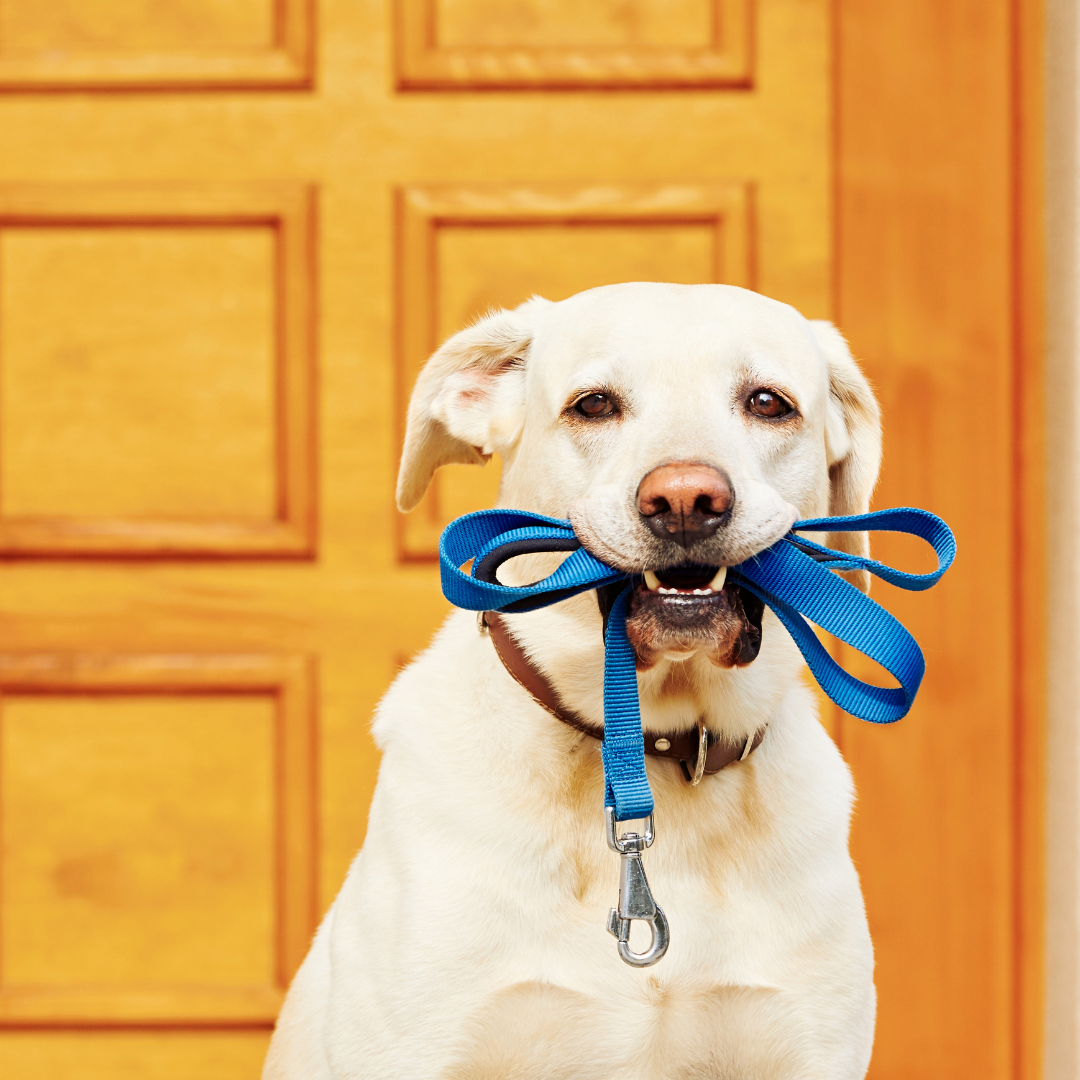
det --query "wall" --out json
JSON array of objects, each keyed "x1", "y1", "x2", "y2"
[{"x1": 1046, "y1": 0, "x2": 1080, "y2": 1075}]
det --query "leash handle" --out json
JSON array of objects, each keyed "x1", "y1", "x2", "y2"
[
  {"x1": 440, "y1": 511, "x2": 627, "y2": 614},
  {"x1": 725, "y1": 506, "x2": 957, "y2": 726},
  {"x1": 789, "y1": 507, "x2": 956, "y2": 590}
]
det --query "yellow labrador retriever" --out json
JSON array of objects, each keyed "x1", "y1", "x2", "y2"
[{"x1": 265, "y1": 283, "x2": 880, "y2": 1079}]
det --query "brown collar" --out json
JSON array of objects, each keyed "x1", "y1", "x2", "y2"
[{"x1": 481, "y1": 612, "x2": 764, "y2": 784}]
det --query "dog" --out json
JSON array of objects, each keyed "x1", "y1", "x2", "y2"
[{"x1": 264, "y1": 282, "x2": 880, "y2": 1079}]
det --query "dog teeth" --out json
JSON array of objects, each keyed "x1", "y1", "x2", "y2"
[{"x1": 645, "y1": 566, "x2": 727, "y2": 595}]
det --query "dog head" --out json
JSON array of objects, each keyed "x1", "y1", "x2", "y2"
[{"x1": 398, "y1": 283, "x2": 881, "y2": 670}]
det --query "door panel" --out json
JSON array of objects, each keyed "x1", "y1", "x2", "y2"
[
  {"x1": 0, "y1": 653, "x2": 315, "y2": 1027},
  {"x1": 434, "y1": 0, "x2": 715, "y2": 49},
  {"x1": 1, "y1": 226, "x2": 275, "y2": 518},
  {"x1": 0, "y1": 0, "x2": 275, "y2": 53},
  {"x1": 396, "y1": 0, "x2": 751, "y2": 88},
  {"x1": 0, "y1": 183, "x2": 316, "y2": 557},
  {"x1": 5, "y1": 695, "x2": 277, "y2": 989},
  {"x1": 0, "y1": 1031, "x2": 272, "y2": 1078},
  {"x1": 0, "y1": 0, "x2": 312, "y2": 89}
]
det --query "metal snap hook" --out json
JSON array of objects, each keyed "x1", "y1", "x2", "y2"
[{"x1": 605, "y1": 807, "x2": 670, "y2": 967}]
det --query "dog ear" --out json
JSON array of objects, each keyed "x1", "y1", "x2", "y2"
[
  {"x1": 396, "y1": 300, "x2": 548, "y2": 512},
  {"x1": 809, "y1": 320, "x2": 882, "y2": 592}
]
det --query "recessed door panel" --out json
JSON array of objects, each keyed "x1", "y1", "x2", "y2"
[{"x1": 0, "y1": 226, "x2": 276, "y2": 519}]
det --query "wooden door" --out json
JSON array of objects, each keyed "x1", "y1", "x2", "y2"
[{"x1": 0, "y1": 1, "x2": 1039, "y2": 1078}]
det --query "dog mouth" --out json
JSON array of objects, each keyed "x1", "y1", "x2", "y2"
[{"x1": 623, "y1": 563, "x2": 765, "y2": 670}]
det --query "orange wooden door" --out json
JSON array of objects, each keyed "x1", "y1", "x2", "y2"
[
  {"x1": 0, "y1": 1, "x2": 1037, "y2": 1078},
  {"x1": 836, "y1": 3, "x2": 1043, "y2": 1078}
]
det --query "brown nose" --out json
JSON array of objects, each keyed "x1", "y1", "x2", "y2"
[{"x1": 637, "y1": 463, "x2": 734, "y2": 547}]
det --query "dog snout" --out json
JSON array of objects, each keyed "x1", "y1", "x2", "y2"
[{"x1": 637, "y1": 463, "x2": 734, "y2": 548}]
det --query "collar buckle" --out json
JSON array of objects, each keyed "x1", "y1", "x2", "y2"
[{"x1": 690, "y1": 721, "x2": 709, "y2": 786}]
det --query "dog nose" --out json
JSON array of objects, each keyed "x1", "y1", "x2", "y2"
[{"x1": 637, "y1": 463, "x2": 734, "y2": 547}]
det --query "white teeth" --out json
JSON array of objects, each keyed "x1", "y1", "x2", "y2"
[{"x1": 645, "y1": 566, "x2": 727, "y2": 595}]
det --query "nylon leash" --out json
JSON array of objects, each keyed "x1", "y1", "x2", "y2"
[{"x1": 440, "y1": 506, "x2": 956, "y2": 965}]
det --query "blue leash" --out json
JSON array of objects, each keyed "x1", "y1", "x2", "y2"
[
  {"x1": 441, "y1": 507, "x2": 955, "y2": 822},
  {"x1": 440, "y1": 506, "x2": 954, "y2": 966}
]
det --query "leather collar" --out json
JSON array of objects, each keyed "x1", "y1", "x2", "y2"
[{"x1": 481, "y1": 611, "x2": 764, "y2": 784}]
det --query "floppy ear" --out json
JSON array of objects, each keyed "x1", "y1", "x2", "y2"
[
  {"x1": 808, "y1": 320, "x2": 882, "y2": 592},
  {"x1": 396, "y1": 301, "x2": 547, "y2": 513}
]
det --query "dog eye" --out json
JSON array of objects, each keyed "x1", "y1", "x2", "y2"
[
  {"x1": 747, "y1": 389, "x2": 793, "y2": 418},
  {"x1": 574, "y1": 393, "x2": 617, "y2": 418}
]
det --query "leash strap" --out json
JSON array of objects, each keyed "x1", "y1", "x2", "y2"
[{"x1": 440, "y1": 507, "x2": 956, "y2": 821}]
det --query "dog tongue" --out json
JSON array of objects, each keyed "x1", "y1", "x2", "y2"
[{"x1": 655, "y1": 564, "x2": 720, "y2": 590}]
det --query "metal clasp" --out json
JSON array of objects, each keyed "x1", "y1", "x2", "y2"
[
  {"x1": 605, "y1": 806, "x2": 670, "y2": 967},
  {"x1": 690, "y1": 720, "x2": 708, "y2": 786}
]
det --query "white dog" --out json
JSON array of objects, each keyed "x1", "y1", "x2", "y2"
[{"x1": 265, "y1": 283, "x2": 881, "y2": 1079}]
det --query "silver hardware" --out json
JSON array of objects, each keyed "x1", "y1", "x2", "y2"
[
  {"x1": 605, "y1": 805, "x2": 654, "y2": 851},
  {"x1": 477, "y1": 611, "x2": 489, "y2": 635},
  {"x1": 739, "y1": 732, "x2": 755, "y2": 761},
  {"x1": 690, "y1": 721, "x2": 708, "y2": 786},
  {"x1": 605, "y1": 806, "x2": 670, "y2": 967},
  {"x1": 653, "y1": 738, "x2": 671, "y2": 752}
]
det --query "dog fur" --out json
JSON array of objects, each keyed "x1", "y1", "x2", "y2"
[{"x1": 264, "y1": 283, "x2": 881, "y2": 1079}]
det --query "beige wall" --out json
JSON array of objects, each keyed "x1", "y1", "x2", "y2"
[{"x1": 1047, "y1": 0, "x2": 1080, "y2": 1074}]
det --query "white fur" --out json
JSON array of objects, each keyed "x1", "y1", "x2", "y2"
[{"x1": 265, "y1": 283, "x2": 881, "y2": 1079}]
